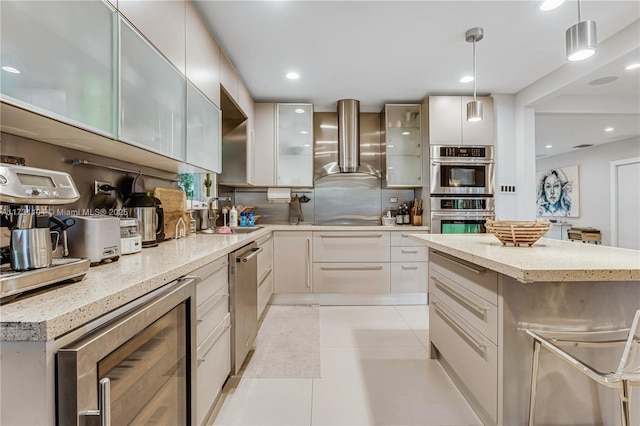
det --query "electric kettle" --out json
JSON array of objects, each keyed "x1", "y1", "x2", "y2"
[{"x1": 123, "y1": 193, "x2": 164, "y2": 247}]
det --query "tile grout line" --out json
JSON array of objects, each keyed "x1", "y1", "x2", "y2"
[{"x1": 394, "y1": 305, "x2": 431, "y2": 351}]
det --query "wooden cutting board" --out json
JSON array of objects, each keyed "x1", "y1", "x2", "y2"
[{"x1": 153, "y1": 188, "x2": 187, "y2": 213}]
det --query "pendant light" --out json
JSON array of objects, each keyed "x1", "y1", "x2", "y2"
[
  {"x1": 465, "y1": 27, "x2": 484, "y2": 122},
  {"x1": 566, "y1": 0, "x2": 597, "y2": 61}
]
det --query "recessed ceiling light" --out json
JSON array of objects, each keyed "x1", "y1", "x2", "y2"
[
  {"x1": 319, "y1": 124, "x2": 337, "y2": 129},
  {"x1": 2, "y1": 66, "x2": 20, "y2": 74},
  {"x1": 300, "y1": 130, "x2": 309, "y2": 134},
  {"x1": 588, "y1": 76, "x2": 618, "y2": 85},
  {"x1": 625, "y1": 63, "x2": 640, "y2": 70},
  {"x1": 459, "y1": 76, "x2": 474, "y2": 83},
  {"x1": 402, "y1": 131, "x2": 410, "y2": 135},
  {"x1": 545, "y1": 144, "x2": 553, "y2": 149},
  {"x1": 286, "y1": 72, "x2": 300, "y2": 80},
  {"x1": 294, "y1": 108, "x2": 305, "y2": 113},
  {"x1": 538, "y1": 0, "x2": 565, "y2": 11},
  {"x1": 605, "y1": 127, "x2": 614, "y2": 132},
  {"x1": 303, "y1": 144, "x2": 310, "y2": 147},
  {"x1": 388, "y1": 145, "x2": 395, "y2": 148}
]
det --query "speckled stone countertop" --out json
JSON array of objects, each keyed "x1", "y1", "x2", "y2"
[
  {"x1": 409, "y1": 234, "x2": 640, "y2": 283},
  {"x1": 0, "y1": 224, "x2": 429, "y2": 341}
]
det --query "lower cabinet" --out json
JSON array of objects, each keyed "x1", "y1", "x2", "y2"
[
  {"x1": 313, "y1": 263, "x2": 390, "y2": 293},
  {"x1": 190, "y1": 255, "x2": 230, "y2": 426},
  {"x1": 390, "y1": 230, "x2": 429, "y2": 293},
  {"x1": 273, "y1": 231, "x2": 312, "y2": 293},
  {"x1": 256, "y1": 233, "x2": 274, "y2": 319},
  {"x1": 428, "y1": 250, "x2": 498, "y2": 424}
]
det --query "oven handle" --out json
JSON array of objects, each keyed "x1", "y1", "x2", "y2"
[
  {"x1": 431, "y1": 159, "x2": 494, "y2": 165},
  {"x1": 81, "y1": 377, "x2": 111, "y2": 426}
]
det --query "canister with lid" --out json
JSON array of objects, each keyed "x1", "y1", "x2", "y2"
[{"x1": 120, "y1": 218, "x2": 142, "y2": 254}]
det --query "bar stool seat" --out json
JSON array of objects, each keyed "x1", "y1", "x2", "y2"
[{"x1": 524, "y1": 309, "x2": 640, "y2": 426}]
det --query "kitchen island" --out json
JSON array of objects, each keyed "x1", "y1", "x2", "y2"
[{"x1": 409, "y1": 234, "x2": 640, "y2": 426}]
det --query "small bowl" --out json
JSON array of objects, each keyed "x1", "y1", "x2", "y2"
[{"x1": 381, "y1": 217, "x2": 396, "y2": 226}]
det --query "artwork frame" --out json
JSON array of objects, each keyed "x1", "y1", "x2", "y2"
[{"x1": 536, "y1": 165, "x2": 580, "y2": 217}]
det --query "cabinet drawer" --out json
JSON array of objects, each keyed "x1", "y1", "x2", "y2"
[
  {"x1": 391, "y1": 246, "x2": 429, "y2": 262},
  {"x1": 257, "y1": 234, "x2": 273, "y2": 283},
  {"x1": 312, "y1": 263, "x2": 390, "y2": 293},
  {"x1": 196, "y1": 314, "x2": 231, "y2": 426},
  {"x1": 429, "y1": 250, "x2": 497, "y2": 305},
  {"x1": 313, "y1": 231, "x2": 390, "y2": 262},
  {"x1": 390, "y1": 262, "x2": 428, "y2": 293},
  {"x1": 192, "y1": 256, "x2": 228, "y2": 307},
  {"x1": 390, "y1": 230, "x2": 429, "y2": 247},
  {"x1": 257, "y1": 270, "x2": 273, "y2": 319},
  {"x1": 430, "y1": 269, "x2": 497, "y2": 344},
  {"x1": 197, "y1": 286, "x2": 229, "y2": 347},
  {"x1": 430, "y1": 295, "x2": 497, "y2": 423}
]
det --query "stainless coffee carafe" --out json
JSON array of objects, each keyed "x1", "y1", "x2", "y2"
[
  {"x1": 123, "y1": 193, "x2": 165, "y2": 247},
  {"x1": 10, "y1": 227, "x2": 59, "y2": 271}
]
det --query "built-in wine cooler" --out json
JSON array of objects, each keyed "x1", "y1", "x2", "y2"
[{"x1": 57, "y1": 278, "x2": 196, "y2": 425}]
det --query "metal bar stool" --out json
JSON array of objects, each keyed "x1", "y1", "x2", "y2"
[{"x1": 524, "y1": 309, "x2": 640, "y2": 426}]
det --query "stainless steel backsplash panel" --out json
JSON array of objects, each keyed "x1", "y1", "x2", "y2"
[{"x1": 313, "y1": 173, "x2": 381, "y2": 225}]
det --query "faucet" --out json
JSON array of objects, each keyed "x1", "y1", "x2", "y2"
[{"x1": 200, "y1": 196, "x2": 231, "y2": 234}]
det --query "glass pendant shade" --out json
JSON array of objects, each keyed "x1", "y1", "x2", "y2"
[
  {"x1": 467, "y1": 100, "x2": 483, "y2": 122},
  {"x1": 566, "y1": 20, "x2": 597, "y2": 61}
]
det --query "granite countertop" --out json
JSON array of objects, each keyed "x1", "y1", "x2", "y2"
[
  {"x1": 409, "y1": 234, "x2": 640, "y2": 283},
  {"x1": 0, "y1": 224, "x2": 429, "y2": 342}
]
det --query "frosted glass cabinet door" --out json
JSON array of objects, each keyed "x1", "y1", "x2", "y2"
[
  {"x1": 383, "y1": 104, "x2": 422, "y2": 187},
  {"x1": 277, "y1": 104, "x2": 313, "y2": 187},
  {"x1": 0, "y1": 0, "x2": 116, "y2": 136},
  {"x1": 186, "y1": 82, "x2": 221, "y2": 173},
  {"x1": 120, "y1": 18, "x2": 185, "y2": 160}
]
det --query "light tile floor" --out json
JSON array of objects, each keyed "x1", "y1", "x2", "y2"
[{"x1": 210, "y1": 305, "x2": 481, "y2": 426}]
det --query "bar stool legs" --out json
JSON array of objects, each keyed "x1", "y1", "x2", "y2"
[{"x1": 528, "y1": 339, "x2": 541, "y2": 426}]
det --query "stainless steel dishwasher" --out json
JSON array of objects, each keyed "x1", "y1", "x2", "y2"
[{"x1": 229, "y1": 242, "x2": 262, "y2": 375}]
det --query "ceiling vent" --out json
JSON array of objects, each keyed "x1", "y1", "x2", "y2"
[{"x1": 573, "y1": 144, "x2": 594, "y2": 149}]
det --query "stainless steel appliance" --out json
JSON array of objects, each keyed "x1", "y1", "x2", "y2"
[
  {"x1": 430, "y1": 196, "x2": 496, "y2": 234},
  {"x1": 123, "y1": 193, "x2": 165, "y2": 247},
  {"x1": 430, "y1": 145, "x2": 495, "y2": 195},
  {"x1": 0, "y1": 162, "x2": 90, "y2": 301},
  {"x1": 64, "y1": 215, "x2": 121, "y2": 265},
  {"x1": 229, "y1": 242, "x2": 262, "y2": 375},
  {"x1": 57, "y1": 277, "x2": 196, "y2": 425}
]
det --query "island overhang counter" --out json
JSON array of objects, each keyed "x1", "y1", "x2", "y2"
[{"x1": 408, "y1": 234, "x2": 640, "y2": 426}]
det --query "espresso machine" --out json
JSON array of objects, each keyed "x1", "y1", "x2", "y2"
[{"x1": 0, "y1": 162, "x2": 91, "y2": 302}]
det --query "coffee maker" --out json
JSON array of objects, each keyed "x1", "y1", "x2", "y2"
[{"x1": 0, "y1": 161, "x2": 90, "y2": 301}]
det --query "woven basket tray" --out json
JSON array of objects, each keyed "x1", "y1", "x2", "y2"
[{"x1": 485, "y1": 219, "x2": 552, "y2": 246}]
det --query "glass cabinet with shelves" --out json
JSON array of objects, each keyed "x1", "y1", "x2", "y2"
[
  {"x1": 276, "y1": 103, "x2": 314, "y2": 187},
  {"x1": 120, "y1": 17, "x2": 186, "y2": 160},
  {"x1": 0, "y1": 0, "x2": 116, "y2": 137},
  {"x1": 381, "y1": 104, "x2": 422, "y2": 187},
  {"x1": 186, "y1": 81, "x2": 221, "y2": 173}
]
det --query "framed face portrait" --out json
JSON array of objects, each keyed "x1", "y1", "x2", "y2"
[{"x1": 536, "y1": 165, "x2": 580, "y2": 217}]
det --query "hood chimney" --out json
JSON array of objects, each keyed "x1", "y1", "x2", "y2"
[{"x1": 337, "y1": 99, "x2": 360, "y2": 173}]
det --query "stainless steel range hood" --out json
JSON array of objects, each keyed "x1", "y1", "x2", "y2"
[{"x1": 314, "y1": 99, "x2": 381, "y2": 180}]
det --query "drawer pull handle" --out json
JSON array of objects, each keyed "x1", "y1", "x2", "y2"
[
  {"x1": 401, "y1": 249, "x2": 418, "y2": 254},
  {"x1": 320, "y1": 266, "x2": 383, "y2": 271},
  {"x1": 433, "y1": 300, "x2": 486, "y2": 354},
  {"x1": 198, "y1": 293, "x2": 228, "y2": 320},
  {"x1": 402, "y1": 265, "x2": 419, "y2": 270},
  {"x1": 258, "y1": 268, "x2": 273, "y2": 287},
  {"x1": 431, "y1": 275, "x2": 487, "y2": 317},
  {"x1": 320, "y1": 233, "x2": 383, "y2": 238},
  {"x1": 191, "y1": 261, "x2": 229, "y2": 282},
  {"x1": 198, "y1": 324, "x2": 231, "y2": 364},
  {"x1": 431, "y1": 250, "x2": 486, "y2": 275}
]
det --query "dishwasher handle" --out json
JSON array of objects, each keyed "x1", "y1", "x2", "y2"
[{"x1": 237, "y1": 247, "x2": 263, "y2": 263}]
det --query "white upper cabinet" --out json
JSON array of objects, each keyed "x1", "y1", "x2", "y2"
[
  {"x1": 381, "y1": 104, "x2": 423, "y2": 187},
  {"x1": 186, "y1": 82, "x2": 221, "y2": 173},
  {"x1": 220, "y1": 52, "x2": 239, "y2": 104},
  {"x1": 277, "y1": 104, "x2": 314, "y2": 187},
  {"x1": 426, "y1": 96, "x2": 494, "y2": 146},
  {"x1": 0, "y1": 0, "x2": 116, "y2": 137},
  {"x1": 117, "y1": 0, "x2": 186, "y2": 74},
  {"x1": 185, "y1": 1, "x2": 220, "y2": 107},
  {"x1": 120, "y1": 17, "x2": 186, "y2": 160},
  {"x1": 253, "y1": 103, "x2": 276, "y2": 186}
]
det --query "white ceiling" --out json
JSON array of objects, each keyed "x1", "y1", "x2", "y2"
[{"x1": 194, "y1": 1, "x2": 640, "y2": 158}]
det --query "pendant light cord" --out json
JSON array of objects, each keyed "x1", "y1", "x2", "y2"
[
  {"x1": 472, "y1": 40, "x2": 477, "y2": 101},
  {"x1": 577, "y1": 0, "x2": 582, "y2": 21}
]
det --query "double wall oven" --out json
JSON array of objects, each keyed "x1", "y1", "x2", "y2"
[{"x1": 430, "y1": 145, "x2": 495, "y2": 234}]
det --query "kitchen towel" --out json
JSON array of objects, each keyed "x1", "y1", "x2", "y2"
[
  {"x1": 288, "y1": 195, "x2": 304, "y2": 225},
  {"x1": 241, "y1": 305, "x2": 320, "y2": 379}
]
